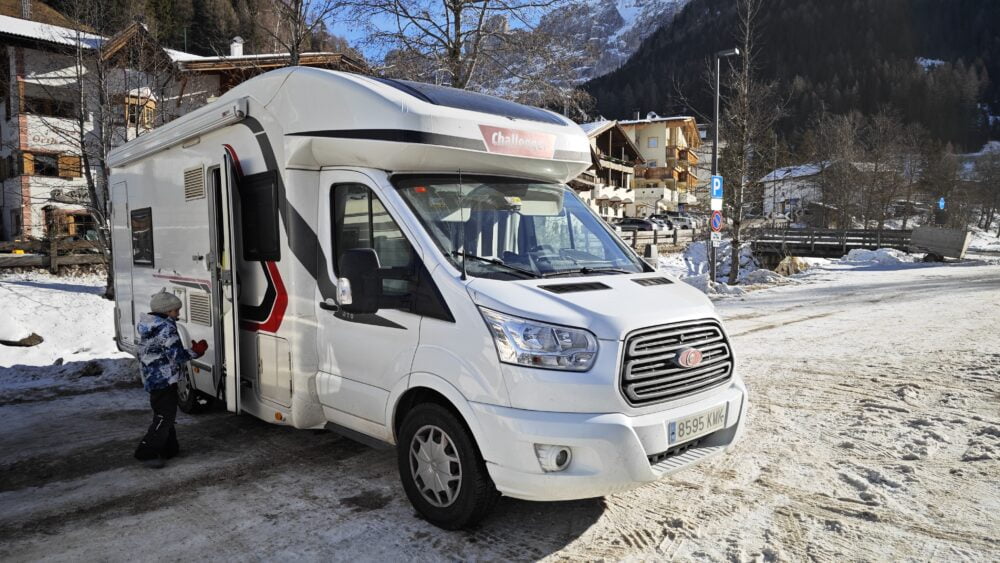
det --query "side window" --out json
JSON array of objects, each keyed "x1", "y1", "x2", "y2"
[
  {"x1": 331, "y1": 183, "x2": 415, "y2": 297},
  {"x1": 130, "y1": 207, "x2": 154, "y2": 266},
  {"x1": 239, "y1": 170, "x2": 280, "y2": 261}
]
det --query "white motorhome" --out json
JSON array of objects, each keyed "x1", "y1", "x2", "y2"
[{"x1": 109, "y1": 67, "x2": 747, "y2": 529}]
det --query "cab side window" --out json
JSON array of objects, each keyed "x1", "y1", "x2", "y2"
[{"x1": 331, "y1": 183, "x2": 415, "y2": 297}]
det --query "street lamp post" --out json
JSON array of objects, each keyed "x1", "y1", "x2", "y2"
[{"x1": 710, "y1": 47, "x2": 740, "y2": 284}]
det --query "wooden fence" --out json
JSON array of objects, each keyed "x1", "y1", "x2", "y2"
[
  {"x1": 750, "y1": 228, "x2": 913, "y2": 258},
  {"x1": 0, "y1": 239, "x2": 106, "y2": 272},
  {"x1": 618, "y1": 228, "x2": 697, "y2": 250}
]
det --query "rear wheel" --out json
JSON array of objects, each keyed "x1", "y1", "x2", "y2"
[
  {"x1": 397, "y1": 403, "x2": 499, "y2": 530},
  {"x1": 177, "y1": 366, "x2": 212, "y2": 414}
]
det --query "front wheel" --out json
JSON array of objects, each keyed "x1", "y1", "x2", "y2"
[{"x1": 397, "y1": 403, "x2": 499, "y2": 530}]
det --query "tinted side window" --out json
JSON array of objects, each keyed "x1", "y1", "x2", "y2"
[
  {"x1": 130, "y1": 207, "x2": 154, "y2": 266},
  {"x1": 240, "y1": 170, "x2": 280, "y2": 261},
  {"x1": 331, "y1": 183, "x2": 415, "y2": 297}
]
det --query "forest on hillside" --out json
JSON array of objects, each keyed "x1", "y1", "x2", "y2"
[{"x1": 584, "y1": 0, "x2": 1000, "y2": 152}]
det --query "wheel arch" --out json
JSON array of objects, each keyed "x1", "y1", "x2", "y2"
[{"x1": 389, "y1": 372, "x2": 496, "y2": 462}]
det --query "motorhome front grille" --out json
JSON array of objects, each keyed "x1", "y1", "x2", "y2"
[
  {"x1": 632, "y1": 277, "x2": 673, "y2": 287},
  {"x1": 620, "y1": 319, "x2": 732, "y2": 406},
  {"x1": 540, "y1": 282, "x2": 610, "y2": 294},
  {"x1": 188, "y1": 292, "x2": 212, "y2": 326},
  {"x1": 183, "y1": 167, "x2": 205, "y2": 200}
]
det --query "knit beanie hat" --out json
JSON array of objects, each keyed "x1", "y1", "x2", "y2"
[{"x1": 150, "y1": 289, "x2": 183, "y2": 314}]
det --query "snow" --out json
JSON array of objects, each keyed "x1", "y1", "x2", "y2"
[
  {"x1": 0, "y1": 272, "x2": 127, "y2": 368},
  {"x1": 759, "y1": 162, "x2": 826, "y2": 183},
  {"x1": 0, "y1": 14, "x2": 103, "y2": 49},
  {"x1": 2, "y1": 261, "x2": 998, "y2": 560},
  {"x1": 839, "y1": 248, "x2": 920, "y2": 266},
  {"x1": 915, "y1": 57, "x2": 946, "y2": 70},
  {"x1": 658, "y1": 240, "x2": 760, "y2": 295},
  {"x1": 968, "y1": 227, "x2": 1000, "y2": 253},
  {"x1": 0, "y1": 316, "x2": 31, "y2": 343},
  {"x1": 578, "y1": 120, "x2": 611, "y2": 134}
]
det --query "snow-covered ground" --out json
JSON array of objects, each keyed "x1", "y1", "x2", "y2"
[{"x1": 1, "y1": 259, "x2": 999, "y2": 561}]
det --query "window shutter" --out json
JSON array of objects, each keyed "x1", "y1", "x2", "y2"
[
  {"x1": 21, "y1": 152, "x2": 33, "y2": 175},
  {"x1": 58, "y1": 155, "x2": 81, "y2": 178}
]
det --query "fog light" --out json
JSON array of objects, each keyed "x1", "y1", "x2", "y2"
[{"x1": 534, "y1": 444, "x2": 572, "y2": 472}]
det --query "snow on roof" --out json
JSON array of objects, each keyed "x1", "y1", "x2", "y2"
[
  {"x1": 579, "y1": 120, "x2": 612, "y2": 135},
  {"x1": 760, "y1": 162, "x2": 827, "y2": 183},
  {"x1": 915, "y1": 57, "x2": 945, "y2": 71},
  {"x1": 0, "y1": 15, "x2": 204, "y2": 61},
  {"x1": 187, "y1": 51, "x2": 336, "y2": 63},
  {"x1": 0, "y1": 14, "x2": 103, "y2": 49},
  {"x1": 619, "y1": 114, "x2": 695, "y2": 125}
]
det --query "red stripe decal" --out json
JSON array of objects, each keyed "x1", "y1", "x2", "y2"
[
  {"x1": 241, "y1": 261, "x2": 288, "y2": 333},
  {"x1": 223, "y1": 143, "x2": 244, "y2": 177}
]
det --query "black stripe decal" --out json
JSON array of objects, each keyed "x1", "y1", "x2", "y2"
[
  {"x1": 239, "y1": 261, "x2": 277, "y2": 322},
  {"x1": 241, "y1": 117, "x2": 338, "y2": 301},
  {"x1": 288, "y1": 129, "x2": 486, "y2": 152}
]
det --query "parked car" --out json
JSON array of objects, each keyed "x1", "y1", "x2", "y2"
[
  {"x1": 651, "y1": 212, "x2": 695, "y2": 230},
  {"x1": 619, "y1": 218, "x2": 671, "y2": 232}
]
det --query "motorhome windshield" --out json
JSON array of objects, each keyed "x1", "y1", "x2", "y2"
[{"x1": 394, "y1": 175, "x2": 647, "y2": 279}]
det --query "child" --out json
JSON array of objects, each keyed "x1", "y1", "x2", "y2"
[{"x1": 134, "y1": 289, "x2": 208, "y2": 468}]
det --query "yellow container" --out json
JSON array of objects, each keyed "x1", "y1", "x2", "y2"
[{"x1": 12, "y1": 249, "x2": 24, "y2": 254}]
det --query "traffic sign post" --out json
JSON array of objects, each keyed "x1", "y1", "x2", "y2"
[
  {"x1": 708, "y1": 176, "x2": 724, "y2": 283},
  {"x1": 711, "y1": 210, "x2": 723, "y2": 232},
  {"x1": 711, "y1": 175, "x2": 724, "y2": 199}
]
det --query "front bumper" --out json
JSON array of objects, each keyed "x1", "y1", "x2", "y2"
[{"x1": 470, "y1": 377, "x2": 747, "y2": 501}]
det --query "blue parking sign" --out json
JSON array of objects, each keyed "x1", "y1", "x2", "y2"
[
  {"x1": 711, "y1": 175, "x2": 723, "y2": 199},
  {"x1": 938, "y1": 197, "x2": 945, "y2": 210}
]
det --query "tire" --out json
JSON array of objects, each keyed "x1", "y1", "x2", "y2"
[
  {"x1": 397, "y1": 403, "x2": 500, "y2": 530},
  {"x1": 177, "y1": 366, "x2": 212, "y2": 414}
]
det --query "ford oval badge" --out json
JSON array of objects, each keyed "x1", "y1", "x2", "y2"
[{"x1": 675, "y1": 347, "x2": 703, "y2": 369}]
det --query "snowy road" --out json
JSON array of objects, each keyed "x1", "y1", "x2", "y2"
[{"x1": 1, "y1": 260, "x2": 999, "y2": 561}]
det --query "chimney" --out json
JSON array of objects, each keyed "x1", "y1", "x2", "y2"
[
  {"x1": 230, "y1": 36, "x2": 244, "y2": 57},
  {"x1": 633, "y1": 110, "x2": 640, "y2": 120},
  {"x1": 21, "y1": 0, "x2": 30, "y2": 20}
]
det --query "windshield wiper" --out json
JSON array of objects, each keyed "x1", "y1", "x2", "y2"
[
  {"x1": 452, "y1": 251, "x2": 542, "y2": 279},
  {"x1": 543, "y1": 267, "x2": 635, "y2": 278}
]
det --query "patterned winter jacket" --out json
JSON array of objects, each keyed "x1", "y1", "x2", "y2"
[{"x1": 136, "y1": 313, "x2": 194, "y2": 392}]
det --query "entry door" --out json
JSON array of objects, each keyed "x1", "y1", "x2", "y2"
[
  {"x1": 315, "y1": 171, "x2": 422, "y2": 426},
  {"x1": 110, "y1": 181, "x2": 135, "y2": 346},
  {"x1": 216, "y1": 154, "x2": 242, "y2": 413}
]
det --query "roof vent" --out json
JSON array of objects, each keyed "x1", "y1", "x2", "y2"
[
  {"x1": 646, "y1": 111, "x2": 660, "y2": 120},
  {"x1": 540, "y1": 282, "x2": 611, "y2": 294}
]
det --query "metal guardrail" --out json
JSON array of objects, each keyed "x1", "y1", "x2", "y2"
[{"x1": 750, "y1": 228, "x2": 913, "y2": 258}]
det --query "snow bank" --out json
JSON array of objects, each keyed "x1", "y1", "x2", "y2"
[
  {"x1": 840, "y1": 248, "x2": 919, "y2": 265},
  {"x1": 0, "y1": 316, "x2": 31, "y2": 343},
  {"x1": 968, "y1": 228, "x2": 1000, "y2": 253},
  {"x1": 0, "y1": 272, "x2": 128, "y2": 368}
]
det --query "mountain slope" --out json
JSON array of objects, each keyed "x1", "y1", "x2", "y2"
[
  {"x1": 583, "y1": 0, "x2": 1000, "y2": 148},
  {"x1": 537, "y1": 0, "x2": 688, "y2": 81}
]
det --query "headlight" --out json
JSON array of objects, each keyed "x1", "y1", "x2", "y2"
[{"x1": 479, "y1": 307, "x2": 598, "y2": 371}]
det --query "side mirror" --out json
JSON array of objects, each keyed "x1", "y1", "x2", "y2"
[{"x1": 338, "y1": 248, "x2": 380, "y2": 314}]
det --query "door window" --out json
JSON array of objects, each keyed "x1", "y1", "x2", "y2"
[{"x1": 331, "y1": 183, "x2": 415, "y2": 297}]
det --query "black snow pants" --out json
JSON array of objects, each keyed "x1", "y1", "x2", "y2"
[{"x1": 134, "y1": 383, "x2": 180, "y2": 461}]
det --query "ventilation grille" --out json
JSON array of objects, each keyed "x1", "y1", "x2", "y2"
[
  {"x1": 540, "y1": 282, "x2": 611, "y2": 294},
  {"x1": 633, "y1": 277, "x2": 673, "y2": 287},
  {"x1": 621, "y1": 319, "x2": 732, "y2": 406},
  {"x1": 184, "y1": 167, "x2": 205, "y2": 200},
  {"x1": 188, "y1": 292, "x2": 212, "y2": 326}
]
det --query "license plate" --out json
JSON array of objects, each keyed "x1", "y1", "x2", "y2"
[{"x1": 668, "y1": 404, "x2": 728, "y2": 445}]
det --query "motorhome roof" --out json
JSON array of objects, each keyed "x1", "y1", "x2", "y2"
[{"x1": 109, "y1": 67, "x2": 591, "y2": 182}]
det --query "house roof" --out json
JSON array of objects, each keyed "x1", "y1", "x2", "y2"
[
  {"x1": 178, "y1": 52, "x2": 365, "y2": 74},
  {"x1": 578, "y1": 120, "x2": 644, "y2": 165},
  {"x1": 618, "y1": 114, "x2": 701, "y2": 149},
  {"x1": 760, "y1": 162, "x2": 827, "y2": 183},
  {"x1": 0, "y1": 14, "x2": 102, "y2": 49},
  {"x1": 579, "y1": 120, "x2": 612, "y2": 135}
]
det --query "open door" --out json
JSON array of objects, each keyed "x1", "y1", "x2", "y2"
[{"x1": 217, "y1": 153, "x2": 242, "y2": 413}]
